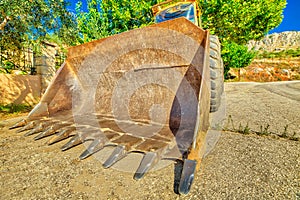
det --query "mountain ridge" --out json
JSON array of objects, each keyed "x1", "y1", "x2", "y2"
[{"x1": 248, "y1": 31, "x2": 300, "y2": 52}]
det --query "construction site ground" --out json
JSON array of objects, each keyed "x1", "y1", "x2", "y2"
[{"x1": 0, "y1": 81, "x2": 299, "y2": 199}]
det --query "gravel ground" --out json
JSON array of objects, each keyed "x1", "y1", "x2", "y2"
[
  {"x1": 0, "y1": 81, "x2": 299, "y2": 199},
  {"x1": 224, "y1": 81, "x2": 300, "y2": 138}
]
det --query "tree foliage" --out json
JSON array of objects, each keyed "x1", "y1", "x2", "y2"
[
  {"x1": 76, "y1": 0, "x2": 164, "y2": 43},
  {"x1": 222, "y1": 41, "x2": 256, "y2": 76},
  {"x1": 76, "y1": 0, "x2": 109, "y2": 43},
  {"x1": 101, "y1": 0, "x2": 162, "y2": 33},
  {"x1": 0, "y1": 0, "x2": 78, "y2": 52},
  {"x1": 0, "y1": 0, "x2": 287, "y2": 77},
  {"x1": 198, "y1": 0, "x2": 286, "y2": 77},
  {"x1": 76, "y1": 0, "x2": 286, "y2": 78},
  {"x1": 200, "y1": 0, "x2": 287, "y2": 44}
]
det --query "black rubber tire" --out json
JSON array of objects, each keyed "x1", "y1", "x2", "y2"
[{"x1": 209, "y1": 35, "x2": 224, "y2": 113}]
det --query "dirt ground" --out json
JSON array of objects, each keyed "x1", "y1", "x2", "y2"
[{"x1": 0, "y1": 81, "x2": 299, "y2": 200}]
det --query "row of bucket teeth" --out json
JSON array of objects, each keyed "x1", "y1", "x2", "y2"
[
  {"x1": 34, "y1": 122, "x2": 72, "y2": 140},
  {"x1": 24, "y1": 120, "x2": 58, "y2": 137},
  {"x1": 10, "y1": 118, "x2": 168, "y2": 180},
  {"x1": 16, "y1": 120, "x2": 39, "y2": 133},
  {"x1": 10, "y1": 117, "x2": 197, "y2": 194}
]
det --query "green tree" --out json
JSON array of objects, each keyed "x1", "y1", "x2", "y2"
[
  {"x1": 199, "y1": 0, "x2": 286, "y2": 77},
  {"x1": 101, "y1": 0, "x2": 162, "y2": 34},
  {"x1": 222, "y1": 41, "x2": 256, "y2": 77},
  {"x1": 76, "y1": 0, "x2": 109, "y2": 43},
  {"x1": 200, "y1": 0, "x2": 286, "y2": 44},
  {"x1": 76, "y1": 0, "x2": 164, "y2": 43},
  {"x1": 0, "y1": 0, "x2": 78, "y2": 52},
  {"x1": 76, "y1": 0, "x2": 286, "y2": 77}
]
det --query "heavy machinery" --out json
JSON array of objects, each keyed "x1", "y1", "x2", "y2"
[{"x1": 10, "y1": 0, "x2": 224, "y2": 195}]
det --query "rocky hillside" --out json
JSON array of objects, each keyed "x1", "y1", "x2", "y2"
[
  {"x1": 248, "y1": 31, "x2": 300, "y2": 52},
  {"x1": 228, "y1": 32, "x2": 300, "y2": 82}
]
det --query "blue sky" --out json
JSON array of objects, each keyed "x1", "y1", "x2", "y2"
[
  {"x1": 269, "y1": 0, "x2": 300, "y2": 33},
  {"x1": 68, "y1": 0, "x2": 299, "y2": 34}
]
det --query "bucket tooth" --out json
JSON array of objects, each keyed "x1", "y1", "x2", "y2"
[
  {"x1": 34, "y1": 128, "x2": 55, "y2": 140},
  {"x1": 47, "y1": 126, "x2": 76, "y2": 145},
  {"x1": 16, "y1": 121, "x2": 37, "y2": 133},
  {"x1": 24, "y1": 120, "x2": 57, "y2": 136},
  {"x1": 79, "y1": 138, "x2": 106, "y2": 160},
  {"x1": 9, "y1": 119, "x2": 27, "y2": 130},
  {"x1": 61, "y1": 135, "x2": 83, "y2": 151},
  {"x1": 34, "y1": 122, "x2": 71, "y2": 140},
  {"x1": 24, "y1": 126, "x2": 43, "y2": 136},
  {"x1": 178, "y1": 159, "x2": 197, "y2": 195},
  {"x1": 103, "y1": 145, "x2": 127, "y2": 168},
  {"x1": 16, "y1": 126, "x2": 27, "y2": 133},
  {"x1": 133, "y1": 152, "x2": 159, "y2": 180}
]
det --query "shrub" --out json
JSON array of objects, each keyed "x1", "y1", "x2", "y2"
[
  {"x1": 0, "y1": 104, "x2": 32, "y2": 114},
  {"x1": 222, "y1": 42, "x2": 256, "y2": 78}
]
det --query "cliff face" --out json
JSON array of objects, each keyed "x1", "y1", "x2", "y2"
[{"x1": 248, "y1": 31, "x2": 300, "y2": 52}]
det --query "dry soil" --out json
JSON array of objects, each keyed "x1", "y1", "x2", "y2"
[{"x1": 0, "y1": 81, "x2": 299, "y2": 200}]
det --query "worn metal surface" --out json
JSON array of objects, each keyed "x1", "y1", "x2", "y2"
[{"x1": 10, "y1": 18, "x2": 211, "y2": 192}]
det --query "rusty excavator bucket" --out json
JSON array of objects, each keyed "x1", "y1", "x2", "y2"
[{"x1": 10, "y1": 18, "x2": 215, "y2": 194}]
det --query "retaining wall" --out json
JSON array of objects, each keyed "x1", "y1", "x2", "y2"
[{"x1": 0, "y1": 74, "x2": 41, "y2": 105}]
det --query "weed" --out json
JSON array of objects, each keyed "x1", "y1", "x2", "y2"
[
  {"x1": 296, "y1": 192, "x2": 300, "y2": 200},
  {"x1": 290, "y1": 132, "x2": 299, "y2": 141},
  {"x1": 223, "y1": 117, "x2": 299, "y2": 141},
  {"x1": 224, "y1": 116, "x2": 251, "y2": 135},
  {"x1": 258, "y1": 124, "x2": 271, "y2": 136},
  {"x1": 282, "y1": 125, "x2": 289, "y2": 138},
  {"x1": 238, "y1": 122, "x2": 250, "y2": 134},
  {"x1": 292, "y1": 74, "x2": 300, "y2": 80},
  {"x1": 224, "y1": 115, "x2": 235, "y2": 130}
]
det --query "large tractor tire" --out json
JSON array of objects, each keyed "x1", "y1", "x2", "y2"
[{"x1": 209, "y1": 35, "x2": 224, "y2": 113}]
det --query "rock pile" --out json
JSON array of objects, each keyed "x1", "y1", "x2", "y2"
[{"x1": 228, "y1": 58, "x2": 300, "y2": 82}]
